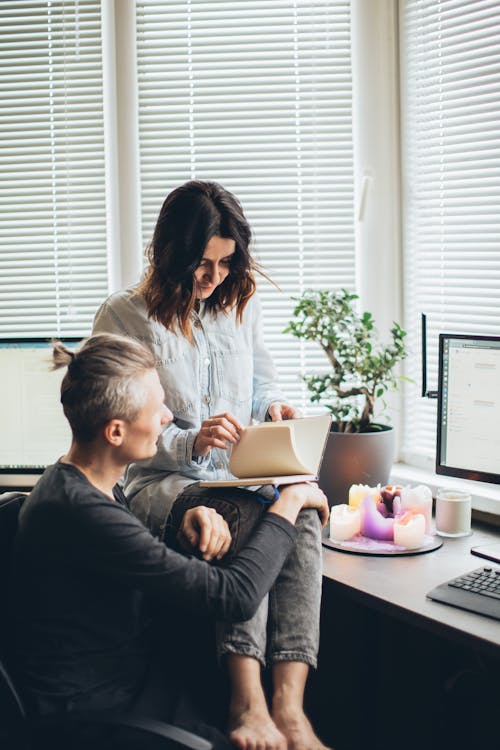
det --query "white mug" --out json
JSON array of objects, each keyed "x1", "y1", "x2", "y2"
[{"x1": 435, "y1": 489, "x2": 472, "y2": 537}]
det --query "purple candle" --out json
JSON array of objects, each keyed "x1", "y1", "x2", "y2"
[{"x1": 360, "y1": 496, "x2": 395, "y2": 541}]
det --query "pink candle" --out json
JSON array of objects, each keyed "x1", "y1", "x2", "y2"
[{"x1": 400, "y1": 485, "x2": 432, "y2": 534}]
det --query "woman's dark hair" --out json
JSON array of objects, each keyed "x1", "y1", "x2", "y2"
[
  {"x1": 52, "y1": 333, "x2": 156, "y2": 443},
  {"x1": 138, "y1": 180, "x2": 260, "y2": 337}
]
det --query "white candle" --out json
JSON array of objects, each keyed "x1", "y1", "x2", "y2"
[
  {"x1": 393, "y1": 512, "x2": 425, "y2": 548},
  {"x1": 400, "y1": 485, "x2": 433, "y2": 534},
  {"x1": 330, "y1": 504, "x2": 361, "y2": 541},
  {"x1": 348, "y1": 484, "x2": 379, "y2": 510},
  {"x1": 435, "y1": 489, "x2": 472, "y2": 537}
]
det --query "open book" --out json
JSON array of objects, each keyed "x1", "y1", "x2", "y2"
[{"x1": 199, "y1": 414, "x2": 332, "y2": 488}]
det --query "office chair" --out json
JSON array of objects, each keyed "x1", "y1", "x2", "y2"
[{"x1": 0, "y1": 491, "x2": 212, "y2": 750}]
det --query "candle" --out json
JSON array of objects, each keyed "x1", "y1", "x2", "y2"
[
  {"x1": 349, "y1": 484, "x2": 380, "y2": 509},
  {"x1": 329, "y1": 504, "x2": 361, "y2": 541},
  {"x1": 360, "y1": 496, "x2": 394, "y2": 541},
  {"x1": 379, "y1": 485, "x2": 403, "y2": 516},
  {"x1": 400, "y1": 485, "x2": 433, "y2": 534},
  {"x1": 435, "y1": 489, "x2": 472, "y2": 537},
  {"x1": 393, "y1": 512, "x2": 426, "y2": 548}
]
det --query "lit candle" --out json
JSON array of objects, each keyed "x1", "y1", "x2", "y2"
[
  {"x1": 360, "y1": 496, "x2": 395, "y2": 541},
  {"x1": 393, "y1": 512, "x2": 426, "y2": 548},
  {"x1": 400, "y1": 485, "x2": 433, "y2": 534},
  {"x1": 329, "y1": 504, "x2": 361, "y2": 541},
  {"x1": 349, "y1": 484, "x2": 380, "y2": 509}
]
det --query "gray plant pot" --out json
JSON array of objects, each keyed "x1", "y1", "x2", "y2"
[{"x1": 318, "y1": 425, "x2": 395, "y2": 506}]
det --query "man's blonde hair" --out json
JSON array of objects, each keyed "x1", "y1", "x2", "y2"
[{"x1": 52, "y1": 333, "x2": 157, "y2": 442}]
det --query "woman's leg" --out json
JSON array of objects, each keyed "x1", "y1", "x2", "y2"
[
  {"x1": 267, "y1": 509, "x2": 329, "y2": 750},
  {"x1": 220, "y1": 504, "x2": 327, "y2": 750},
  {"x1": 166, "y1": 485, "x2": 287, "y2": 750},
  {"x1": 271, "y1": 662, "x2": 329, "y2": 750},
  {"x1": 227, "y1": 654, "x2": 286, "y2": 750}
]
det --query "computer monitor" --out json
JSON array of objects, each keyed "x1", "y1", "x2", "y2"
[
  {"x1": 436, "y1": 333, "x2": 500, "y2": 485},
  {"x1": 0, "y1": 337, "x2": 81, "y2": 488}
]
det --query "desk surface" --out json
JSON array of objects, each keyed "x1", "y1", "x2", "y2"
[{"x1": 321, "y1": 521, "x2": 500, "y2": 656}]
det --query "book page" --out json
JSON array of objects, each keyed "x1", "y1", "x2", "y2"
[
  {"x1": 229, "y1": 422, "x2": 313, "y2": 478},
  {"x1": 228, "y1": 415, "x2": 331, "y2": 479},
  {"x1": 290, "y1": 415, "x2": 332, "y2": 473}
]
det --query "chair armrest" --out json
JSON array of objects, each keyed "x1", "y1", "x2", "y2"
[{"x1": 35, "y1": 712, "x2": 213, "y2": 750}]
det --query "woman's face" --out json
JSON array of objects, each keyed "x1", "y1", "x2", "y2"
[{"x1": 193, "y1": 235, "x2": 235, "y2": 300}]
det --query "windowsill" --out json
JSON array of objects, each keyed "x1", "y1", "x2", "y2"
[{"x1": 390, "y1": 462, "x2": 500, "y2": 526}]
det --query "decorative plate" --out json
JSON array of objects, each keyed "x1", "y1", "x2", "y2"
[{"x1": 322, "y1": 531, "x2": 443, "y2": 557}]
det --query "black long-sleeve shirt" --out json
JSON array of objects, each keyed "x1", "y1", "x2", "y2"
[{"x1": 9, "y1": 461, "x2": 296, "y2": 715}]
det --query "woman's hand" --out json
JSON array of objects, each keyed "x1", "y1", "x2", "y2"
[
  {"x1": 267, "y1": 402, "x2": 302, "y2": 421},
  {"x1": 270, "y1": 482, "x2": 330, "y2": 528},
  {"x1": 177, "y1": 506, "x2": 232, "y2": 561},
  {"x1": 193, "y1": 412, "x2": 243, "y2": 458}
]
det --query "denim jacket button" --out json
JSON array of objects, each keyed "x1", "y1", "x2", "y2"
[{"x1": 203, "y1": 394, "x2": 211, "y2": 405}]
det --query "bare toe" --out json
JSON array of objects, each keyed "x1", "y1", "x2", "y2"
[{"x1": 228, "y1": 707, "x2": 287, "y2": 750}]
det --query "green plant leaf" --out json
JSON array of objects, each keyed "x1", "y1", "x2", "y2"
[{"x1": 286, "y1": 288, "x2": 408, "y2": 432}]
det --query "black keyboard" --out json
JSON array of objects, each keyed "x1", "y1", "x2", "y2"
[{"x1": 427, "y1": 565, "x2": 500, "y2": 621}]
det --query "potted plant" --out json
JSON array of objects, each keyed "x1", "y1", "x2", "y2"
[{"x1": 285, "y1": 288, "x2": 408, "y2": 504}]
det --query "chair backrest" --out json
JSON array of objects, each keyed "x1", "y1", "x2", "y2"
[
  {"x1": 0, "y1": 492, "x2": 25, "y2": 581},
  {"x1": 0, "y1": 492, "x2": 30, "y2": 750}
]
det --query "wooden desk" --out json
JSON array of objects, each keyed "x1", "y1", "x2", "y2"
[
  {"x1": 321, "y1": 522, "x2": 500, "y2": 656},
  {"x1": 308, "y1": 522, "x2": 500, "y2": 750}
]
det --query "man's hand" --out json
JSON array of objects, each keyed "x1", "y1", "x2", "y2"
[
  {"x1": 177, "y1": 506, "x2": 232, "y2": 561},
  {"x1": 267, "y1": 402, "x2": 302, "y2": 421},
  {"x1": 193, "y1": 412, "x2": 243, "y2": 458}
]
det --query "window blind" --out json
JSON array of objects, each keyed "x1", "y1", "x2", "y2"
[
  {"x1": 400, "y1": 0, "x2": 500, "y2": 469},
  {"x1": 136, "y1": 0, "x2": 355, "y2": 410},
  {"x1": 0, "y1": 0, "x2": 108, "y2": 337}
]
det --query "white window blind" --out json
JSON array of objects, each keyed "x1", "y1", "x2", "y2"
[
  {"x1": 400, "y1": 0, "x2": 500, "y2": 469},
  {"x1": 0, "y1": 1, "x2": 108, "y2": 337},
  {"x1": 135, "y1": 0, "x2": 355, "y2": 410}
]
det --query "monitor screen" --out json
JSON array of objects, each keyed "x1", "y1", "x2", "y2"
[
  {"x1": 0, "y1": 338, "x2": 81, "y2": 483},
  {"x1": 436, "y1": 333, "x2": 500, "y2": 484}
]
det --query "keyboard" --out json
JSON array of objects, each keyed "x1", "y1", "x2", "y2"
[{"x1": 427, "y1": 565, "x2": 500, "y2": 621}]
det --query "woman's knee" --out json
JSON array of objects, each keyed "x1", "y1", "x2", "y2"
[{"x1": 167, "y1": 485, "x2": 266, "y2": 558}]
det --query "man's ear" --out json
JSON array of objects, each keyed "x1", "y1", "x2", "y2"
[{"x1": 104, "y1": 419, "x2": 126, "y2": 446}]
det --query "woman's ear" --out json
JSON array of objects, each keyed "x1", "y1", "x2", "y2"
[{"x1": 104, "y1": 419, "x2": 125, "y2": 446}]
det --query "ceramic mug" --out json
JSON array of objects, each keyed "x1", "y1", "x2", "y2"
[{"x1": 435, "y1": 489, "x2": 472, "y2": 537}]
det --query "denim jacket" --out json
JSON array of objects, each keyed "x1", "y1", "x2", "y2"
[{"x1": 92, "y1": 287, "x2": 285, "y2": 515}]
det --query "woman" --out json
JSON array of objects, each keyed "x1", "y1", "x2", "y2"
[
  {"x1": 9, "y1": 333, "x2": 329, "y2": 750},
  {"x1": 93, "y1": 182, "x2": 329, "y2": 750}
]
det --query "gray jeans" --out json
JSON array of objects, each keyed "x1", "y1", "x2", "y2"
[{"x1": 165, "y1": 484, "x2": 322, "y2": 669}]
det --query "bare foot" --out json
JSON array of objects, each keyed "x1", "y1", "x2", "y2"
[
  {"x1": 228, "y1": 704, "x2": 287, "y2": 750},
  {"x1": 272, "y1": 705, "x2": 331, "y2": 750}
]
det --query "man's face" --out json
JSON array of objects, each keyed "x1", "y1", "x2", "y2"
[{"x1": 121, "y1": 369, "x2": 172, "y2": 462}]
